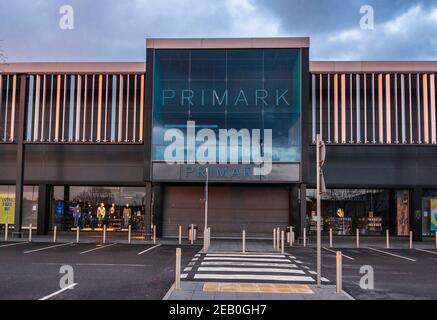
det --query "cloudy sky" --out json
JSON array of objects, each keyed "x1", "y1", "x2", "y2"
[{"x1": 1, "y1": 0, "x2": 437, "y2": 62}]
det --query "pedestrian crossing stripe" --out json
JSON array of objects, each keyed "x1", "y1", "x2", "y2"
[
  {"x1": 197, "y1": 267, "x2": 306, "y2": 274},
  {"x1": 206, "y1": 254, "x2": 287, "y2": 258},
  {"x1": 201, "y1": 261, "x2": 298, "y2": 268},
  {"x1": 204, "y1": 257, "x2": 290, "y2": 262},
  {"x1": 194, "y1": 274, "x2": 315, "y2": 282}
]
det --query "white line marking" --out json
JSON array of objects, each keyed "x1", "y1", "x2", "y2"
[
  {"x1": 181, "y1": 274, "x2": 188, "y2": 279},
  {"x1": 32, "y1": 262, "x2": 150, "y2": 267},
  {"x1": 309, "y1": 271, "x2": 317, "y2": 275},
  {"x1": 137, "y1": 244, "x2": 161, "y2": 255},
  {"x1": 24, "y1": 242, "x2": 73, "y2": 254},
  {"x1": 204, "y1": 257, "x2": 289, "y2": 262},
  {"x1": 39, "y1": 283, "x2": 77, "y2": 300},
  {"x1": 194, "y1": 274, "x2": 315, "y2": 282},
  {"x1": 321, "y1": 277, "x2": 330, "y2": 282},
  {"x1": 416, "y1": 248, "x2": 437, "y2": 255},
  {"x1": 367, "y1": 247, "x2": 417, "y2": 262},
  {"x1": 295, "y1": 260, "x2": 303, "y2": 264},
  {"x1": 323, "y1": 247, "x2": 355, "y2": 261},
  {"x1": 206, "y1": 254, "x2": 287, "y2": 258},
  {"x1": 184, "y1": 267, "x2": 192, "y2": 272},
  {"x1": 0, "y1": 242, "x2": 28, "y2": 248},
  {"x1": 197, "y1": 267, "x2": 305, "y2": 274},
  {"x1": 201, "y1": 261, "x2": 298, "y2": 268},
  {"x1": 79, "y1": 243, "x2": 116, "y2": 255}
]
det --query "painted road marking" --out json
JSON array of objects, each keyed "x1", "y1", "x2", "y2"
[
  {"x1": 323, "y1": 247, "x2": 355, "y2": 261},
  {"x1": 24, "y1": 242, "x2": 74, "y2": 254},
  {"x1": 194, "y1": 274, "x2": 315, "y2": 282},
  {"x1": 367, "y1": 247, "x2": 417, "y2": 262},
  {"x1": 197, "y1": 267, "x2": 306, "y2": 274},
  {"x1": 201, "y1": 261, "x2": 298, "y2": 268},
  {"x1": 206, "y1": 254, "x2": 287, "y2": 258},
  {"x1": 79, "y1": 243, "x2": 116, "y2": 255},
  {"x1": 39, "y1": 283, "x2": 78, "y2": 300},
  {"x1": 32, "y1": 262, "x2": 150, "y2": 267},
  {"x1": 0, "y1": 242, "x2": 28, "y2": 248},
  {"x1": 137, "y1": 244, "x2": 161, "y2": 255},
  {"x1": 204, "y1": 257, "x2": 289, "y2": 262},
  {"x1": 416, "y1": 248, "x2": 437, "y2": 255}
]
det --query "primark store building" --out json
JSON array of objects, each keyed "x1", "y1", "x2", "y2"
[{"x1": 1, "y1": 37, "x2": 436, "y2": 241}]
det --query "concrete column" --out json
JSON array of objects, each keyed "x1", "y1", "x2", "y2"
[
  {"x1": 409, "y1": 188, "x2": 423, "y2": 242},
  {"x1": 37, "y1": 184, "x2": 51, "y2": 235},
  {"x1": 14, "y1": 76, "x2": 27, "y2": 235}
]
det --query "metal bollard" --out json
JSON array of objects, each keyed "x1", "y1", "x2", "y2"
[
  {"x1": 409, "y1": 231, "x2": 413, "y2": 249},
  {"x1": 303, "y1": 228, "x2": 307, "y2": 247},
  {"x1": 128, "y1": 225, "x2": 131, "y2": 244},
  {"x1": 103, "y1": 225, "x2": 107, "y2": 244},
  {"x1": 153, "y1": 225, "x2": 156, "y2": 244},
  {"x1": 290, "y1": 231, "x2": 294, "y2": 247},
  {"x1": 4, "y1": 223, "x2": 8, "y2": 241},
  {"x1": 207, "y1": 227, "x2": 211, "y2": 249},
  {"x1": 435, "y1": 231, "x2": 437, "y2": 249},
  {"x1": 242, "y1": 230, "x2": 246, "y2": 253},
  {"x1": 190, "y1": 224, "x2": 194, "y2": 245},
  {"x1": 76, "y1": 227, "x2": 80, "y2": 243},
  {"x1": 356, "y1": 229, "x2": 360, "y2": 248},
  {"x1": 281, "y1": 230, "x2": 285, "y2": 254},
  {"x1": 336, "y1": 251, "x2": 342, "y2": 294},
  {"x1": 329, "y1": 228, "x2": 333, "y2": 248},
  {"x1": 175, "y1": 248, "x2": 181, "y2": 290},
  {"x1": 178, "y1": 225, "x2": 182, "y2": 245},
  {"x1": 53, "y1": 226, "x2": 57, "y2": 243},
  {"x1": 29, "y1": 224, "x2": 32, "y2": 242},
  {"x1": 276, "y1": 228, "x2": 280, "y2": 251},
  {"x1": 386, "y1": 229, "x2": 390, "y2": 249},
  {"x1": 273, "y1": 228, "x2": 276, "y2": 249}
]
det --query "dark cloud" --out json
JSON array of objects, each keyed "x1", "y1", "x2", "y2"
[{"x1": 0, "y1": 0, "x2": 436, "y2": 61}]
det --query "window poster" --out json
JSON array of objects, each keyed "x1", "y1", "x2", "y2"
[
  {"x1": 0, "y1": 194, "x2": 15, "y2": 224},
  {"x1": 430, "y1": 199, "x2": 437, "y2": 232}
]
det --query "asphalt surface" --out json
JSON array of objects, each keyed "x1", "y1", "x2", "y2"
[
  {"x1": 286, "y1": 246, "x2": 437, "y2": 300},
  {"x1": 0, "y1": 241, "x2": 200, "y2": 300}
]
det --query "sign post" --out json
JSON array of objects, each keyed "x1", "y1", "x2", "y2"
[{"x1": 316, "y1": 134, "x2": 326, "y2": 288}]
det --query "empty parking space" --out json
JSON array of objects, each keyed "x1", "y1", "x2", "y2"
[{"x1": 0, "y1": 242, "x2": 200, "y2": 300}]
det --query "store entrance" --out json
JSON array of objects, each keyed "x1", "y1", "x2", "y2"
[{"x1": 50, "y1": 186, "x2": 146, "y2": 232}]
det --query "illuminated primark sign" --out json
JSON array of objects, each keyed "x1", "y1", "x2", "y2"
[
  {"x1": 152, "y1": 48, "x2": 302, "y2": 179},
  {"x1": 161, "y1": 89, "x2": 291, "y2": 107}
]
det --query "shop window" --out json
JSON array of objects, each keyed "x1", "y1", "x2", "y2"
[
  {"x1": 51, "y1": 186, "x2": 146, "y2": 232},
  {"x1": 306, "y1": 189, "x2": 389, "y2": 236}
]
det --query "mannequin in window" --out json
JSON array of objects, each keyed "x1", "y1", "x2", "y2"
[
  {"x1": 97, "y1": 203, "x2": 106, "y2": 228},
  {"x1": 123, "y1": 204, "x2": 131, "y2": 228},
  {"x1": 110, "y1": 203, "x2": 116, "y2": 218},
  {"x1": 74, "y1": 204, "x2": 81, "y2": 227}
]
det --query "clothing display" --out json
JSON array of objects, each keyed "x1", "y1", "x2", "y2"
[{"x1": 123, "y1": 206, "x2": 131, "y2": 228}]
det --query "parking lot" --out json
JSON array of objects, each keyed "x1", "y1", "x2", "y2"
[
  {"x1": 286, "y1": 246, "x2": 437, "y2": 300},
  {"x1": 0, "y1": 241, "x2": 200, "y2": 300},
  {"x1": 2, "y1": 237, "x2": 437, "y2": 300}
]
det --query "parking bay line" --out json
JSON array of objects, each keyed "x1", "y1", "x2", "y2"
[
  {"x1": 39, "y1": 283, "x2": 78, "y2": 300},
  {"x1": 416, "y1": 248, "x2": 437, "y2": 255},
  {"x1": 322, "y1": 247, "x2": 355, "y2": 261},
  {"x1": 79, "y1": 243, "x2": 116, "y2": 255},
  {"x1": 0, "y1": 242, "x2": 28, "y2": 248},
  {"x1": 32, "y1": 262, "x2": 151, "y2": 268},
  {"x1": 137, "y1": 244, "x2": 162, "y2": 255},
  {"x1": 367, "y1": 247, "x2": 417, "y2": 262},
  {"x1": 24, "y1": 242, "x2": 74, "y2": 254}
]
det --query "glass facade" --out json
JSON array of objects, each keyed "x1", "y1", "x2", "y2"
[
  {"x1": 152, "y1": 49, "x2": 301, "y2": 163},
  {"x1": 0, "y1": 185, "x2": 38, "y2": 227},
  {"x1": 306, "y1": 189, "x2": 390, "y2": 236},
  {"x1": 50, "y1": 186, "x2": 146, "y2": 232}
]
